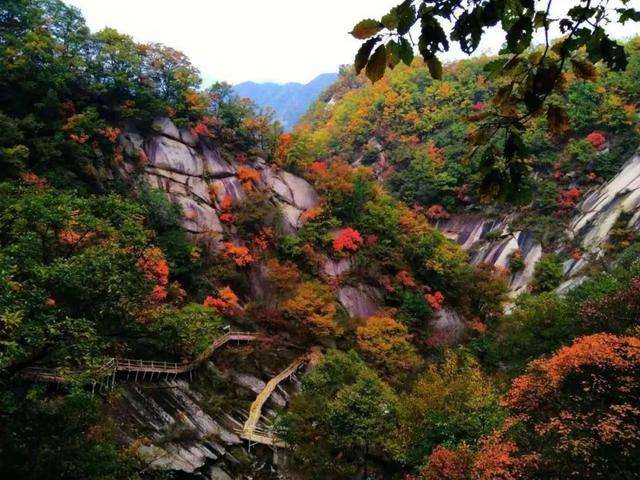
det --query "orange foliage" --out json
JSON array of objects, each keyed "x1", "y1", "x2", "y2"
[
  {"x1": 237, "y1": 166, "x2": 261, "y2": 190},
  {"x1": 300, "y1": 206, "x2": 322, "y2": 222},
  {"x1": 265, "y1": 258, "x2": 300, "y2": 292},
  {"x1": 222, "y1": 242, "x2": 255, "y2": 266},
  {"x1": 99, "y1": 126, "x2": 121, "y2": 143},
  {"x1": 332, "y1": 227, "x2": 363, "y2": 253},
  {"x1": 203, "y1": 286, "x2": 240, "y2": 315},
  {"x1": 309, "y1": 161, "x2": 327, "y2": 174},
  {"x1": 420, "y1": 435, "x2": 529, "y2": 480},
  {"x1": 136, "y1": 247, "x2": 170, "y2": 303},
  {"x1": 426, "y1": 204, "x2": 450, "y2": 220},
  {"x1": 252, "y1": 227, "x2": 273, "y2": 251},
  {"x1": 421, "y1": 444, "x2": 472, "y2": 480},
  {"x1": 427, "y1": 141, "x2": 445, "y2": 168},
  {"x1": 276, "y1": 132, "x2": 293, "y2": 162}
]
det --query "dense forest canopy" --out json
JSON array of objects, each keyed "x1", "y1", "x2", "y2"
[{"x1": 1, "y1": 1, "x2": 640, "y2": 479}]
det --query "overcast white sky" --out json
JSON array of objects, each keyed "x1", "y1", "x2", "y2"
[{"x1": 64, "y1": 0, "x2": 640, "y2": 86}]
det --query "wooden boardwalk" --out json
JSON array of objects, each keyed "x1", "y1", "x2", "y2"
[
  {"x1": 239, "y1": 354, "x2": 308, "y2": 447},
  {"x1": 20, "y1": 331, "x2": 259, "y2": 383}
]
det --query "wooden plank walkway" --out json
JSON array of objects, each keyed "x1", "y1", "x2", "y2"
[
  {"x1": 239, "y1": 354, "x2": 308, "y2": 447},
  {"x1": 20, "y1": 331, "x2": 259, "y2": 383}
]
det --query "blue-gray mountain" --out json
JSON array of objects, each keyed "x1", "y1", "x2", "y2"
[{"x1": 234, "y1": 73, "x2": 338, "y2": 131}]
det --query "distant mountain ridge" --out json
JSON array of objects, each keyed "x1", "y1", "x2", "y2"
[{"x1": 234, "y1": 72, "x2": 338, "y2": 131}]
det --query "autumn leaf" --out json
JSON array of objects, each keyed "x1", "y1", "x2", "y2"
[
  {"x1": 350, "y1": 19, "x2": 383, "y2": 39},
  {"x1": 366, "y1": 44, "x2": 387, "y2": 82}
]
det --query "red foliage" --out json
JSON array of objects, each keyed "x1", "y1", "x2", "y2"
[
  {"x1": 586, "y1": 131, "x2": 606, "y2": 150},
  {"x1": 426, "y1": 291, "x2": 444, "y2": 310},
  {"x1": 421, "y1": 445, "x2": 471, "y2": 480},
  {"x1": 191, "y1": 122, "x2": 210, "y2": 138},
  {"x1": 219, "y1": 212, "x2": 235, "y2": 223},
  {"x1": 332, "y1": 227, "x2": 363, "y2": 253},
  {"x1": 396, "y1": 270, "x2": 417, "y2": 289},
  {"x1": 220, "y1": 194, "x2": 234, "y2": 211},
  {"x1": 151, "y1": 285, "x2": 168, "y2": 302},
  {"x1": 472, "y1": 101, "x2": 486, "y2": 112},
  {"x1": 20, "y1": 172, "x2": 48, "y2": 189},
  {"x1": 364, "y1": 234, "x2": 379, "y2": 246},
  {"x1": 557, "y1": 187, "x2": 581, "y2": 210}
]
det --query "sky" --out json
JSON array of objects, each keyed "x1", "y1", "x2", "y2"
[{"x1": 64, "y1": 0, "x2": 640, "y2": 86}]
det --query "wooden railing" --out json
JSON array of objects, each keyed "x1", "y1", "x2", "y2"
[{"x1": 20, "y1": 331, "x2": 259, "y2": 383}]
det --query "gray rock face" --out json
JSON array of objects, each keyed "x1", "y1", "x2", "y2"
[
  {"x1": 430, "y1": 308, "x2": 465, "y2": 344},
  {"x1": 338, "y1": 284, "x2": 381, "y2": 319},
  {"x1": 437, "y1": 150, "x2": 640, "y2": 298},
  {"x1": 152, "y1": 116, "x2": 181, "y2": 140},
  {"x1": 571, "y1": 151, "x2": 640, "y2": 251},
  {"x1": 146, "y1": 136, "x2": 203, "y2": 176},
  {"x1": 117, "y1": 380, "x2": 241, "y2": 474},
  {"x1": 279, "y1": 171, "x2": 319, "y2": 210},
  {"x1": 170, "y1": 195, "x2": 223, "y2": 235},
  {"x1": 323, "y1": 257, "x2": 352, "y2": 278},
  {"x1": 279, "y1": 202, "x2": 304, "y2": 234}
]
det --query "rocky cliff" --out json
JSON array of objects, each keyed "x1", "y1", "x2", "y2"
[{"x1": 437, "y1": 149, "x2": 640, "y2": 297}]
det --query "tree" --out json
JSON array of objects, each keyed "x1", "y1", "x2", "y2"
[
  {"x1": 356, "y1": 315, "x2": 421, "y2": 378},
  {"x1": 396, "y1": 350, "x2": 505, "y2": 467},
  {"x1": 503, "y1": 333, "x2": 640, "y2": 479},
  {"x1": 351, "y1": 0, "x2": 640, "y2": 196},
  {"x1": 280, "y1": 350, "x2": 399, "y2": 479}
]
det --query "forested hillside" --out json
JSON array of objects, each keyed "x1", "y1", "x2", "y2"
[{"x1": 1, "y1": 1, "x2": 639, "y2": 480}]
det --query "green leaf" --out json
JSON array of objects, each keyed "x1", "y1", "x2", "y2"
[
  {"x1": 381, "y1": 11, "x2": 399, "y2": 29},
  {"x1": 353, "y1": 37, "x2": 380, "y2": 74},
  {"x1": 617, "y1": 8, "x2": 640, "y2": 24},
  {"x1": 366, "y1": 44, "x2": 387, "y2": 82},
  {"x1": 425, "y1": 55, "x2": 443, "y2": 80},
  {"x1": 398, "y1": 37, "x2": 414, "y2": 66},
  {"x1": 351, "y1": 19, "x2": 384, "y2": 39},
  {"x1": 505, "y1": 15, "x2": 533, "y2": 54},
  {"x1": 354, "y1": 37, "x2": 379, "y2": 74},
  {"x1": 386, "y1": 40, "x2": 400, "y2": 69},
  {"x1": 396, "y1": 0, "x2": 417, "y2": 35}
]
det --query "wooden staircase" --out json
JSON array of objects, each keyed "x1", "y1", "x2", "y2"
[{"x1": 239, "y1": 354, "x2": 309, "y2": 448}]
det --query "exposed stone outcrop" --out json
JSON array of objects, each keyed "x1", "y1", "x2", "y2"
[
  {"x1": 570, "y1": 151, "x2": 640, "y2": 250},
  {"x1": 119, "y1": 117, "x2": 320, "y2": 247},
  {"x1": 117, "y1": 378, "x2": 241, "y2": 474},
  {"x1": 437, "y1": 149, "x2": 640, "y2": 297},
  {"x1": 337, "y1": 284, "x2": 382, "y2": 318}
]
